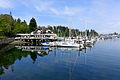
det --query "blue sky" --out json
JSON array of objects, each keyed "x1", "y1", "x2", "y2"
[{"x1": 0, "y1": 0, "x2": 120, "y2": 33}]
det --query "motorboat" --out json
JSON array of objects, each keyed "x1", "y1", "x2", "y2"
[{"x1": 41, "y1": 41, "x2": 50, "y2": 46}]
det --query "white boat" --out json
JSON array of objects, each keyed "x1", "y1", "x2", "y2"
[
  {"x1": 57, "y1": 39, "x2": 84, "y2": 49},
  {"x1": 49, "y1": 42, "x2": 58, "y2": 47},
  {"x1": 85, "y1": 39, "x2": 95, "y2": 45},
  {"x1": 41, "y1": 41, "x2": 50, "y2": 46},
  {"x1": 86, "y1": 40, "x2": 92, "y2": 44}
]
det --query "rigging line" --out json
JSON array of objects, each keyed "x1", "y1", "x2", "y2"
[
  {"x1": 69, "y1": 50, "x2": 79, "y2": 80},
  {"x1": 71, "y1": 51, "x2": 79, "y2": 73}
]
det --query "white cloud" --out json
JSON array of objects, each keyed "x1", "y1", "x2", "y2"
[
  {"x1": 21, "y1": 0, "x2": 81, "y2": 17},
  {"x1": 50, "y1": 6, "x2": 80, "y2": 16},
  {"x1": 0, "y1": 0, "x2": 13, "y2": 8},
  {"x1": 35, "y1": 1, "x2": 53, "y2": 12},
  {"x1": 23, "y1": 0, "x2": 80, "y2": 17},
  {"x1": 50, "y1": 8, "x2": 60, "y2": 15},
  {"x1": 63, "y1": 6, "x2": 79, "y2": 16}
]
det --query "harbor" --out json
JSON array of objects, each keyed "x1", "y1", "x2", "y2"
[
  {"x1": 13, "y1": 27, "x2": 97, "y2": 48},
  {"x1": 13, "y1": 28, "x2": 120, "y2": 48}
]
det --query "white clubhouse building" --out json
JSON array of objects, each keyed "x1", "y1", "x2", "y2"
[{"x1": 15, "y1": 28, "x2": 58, "y2": 41}]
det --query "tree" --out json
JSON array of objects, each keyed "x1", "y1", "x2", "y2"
[
  {"x1": 20, "y1": 20, "x2": 30, "y2": 33},
  {"x1": 0, "y1": 14, "x2": 15, "y2": 37},
  {"x1": 13, "y1": 20, "x2": 30, "y2": 34},
  {"x1": 17, "y1": 18, "x2": 21, "y2": 23},
  {"x1": 29, "y1": 18, "x2": 37, "y2": 31},
  {"x1": 47, "y1": 25, "x2": 53, "y2": 31}
]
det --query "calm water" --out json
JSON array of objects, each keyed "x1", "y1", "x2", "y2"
[{"x1": 0, "y1": 39, "x2": 120, "y2": 80}]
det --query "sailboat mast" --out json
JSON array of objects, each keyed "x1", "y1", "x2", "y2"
[{"x1": 67, "y1": 16, "x2": 72, "y2": 38}]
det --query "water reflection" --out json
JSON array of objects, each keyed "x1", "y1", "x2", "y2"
[
  {"x1": 0, "y1": 43, "x2": 94, "y2": 77},
  {"x1": 0, "y1": 47, "x2": 31, "y2": 75},
  {"x1": 15, "y1": 45, "x2": 51, "y2": 56},
  {"x1": 0, "y1": 45, "x2": 53, "y2": 76}
]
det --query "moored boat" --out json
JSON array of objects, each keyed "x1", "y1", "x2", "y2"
[
  {"x1": 57, "y1": 39, "x2": 84, "y2": 49},
  {"x1": 41, "y1": 41, "x2": 50, "y2": 46}
]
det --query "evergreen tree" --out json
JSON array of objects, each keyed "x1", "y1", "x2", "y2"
[
  {"x1": 17, "y1": 18, "x2": 21, "y2": 23},
  {"x1": 47, "y1": 25, "x2": 53, "y2": 31},
  {"x1": 29, "y1": 18, "x2": 37, "y2": 31}
]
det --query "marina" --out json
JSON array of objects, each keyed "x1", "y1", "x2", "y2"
[
  {"x1": 1, "y1": 0, "x2": 120, "y2": 80},
  {"x1": 14, "y1": 28, "x2": 98, "y2": 48}
]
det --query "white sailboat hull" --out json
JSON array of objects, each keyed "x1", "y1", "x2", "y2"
[{"x1": 57, "y1": 41, "x2": 83, "y2": 48}]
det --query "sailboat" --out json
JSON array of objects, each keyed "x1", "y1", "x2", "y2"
[
  {"x1": 57, "y1": 39, "x2": 83, "y2": 48},
  {"x1": 57, "y1": 29, "x2": 84, "y2": 49}
]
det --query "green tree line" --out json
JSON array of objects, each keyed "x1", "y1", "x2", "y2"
[
  {"x1": 0, "y1": 14, "x2": 37, "y2": 37},
  {"x1": 47, "y1": 25, "x2": 99, "y2": 37}
]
